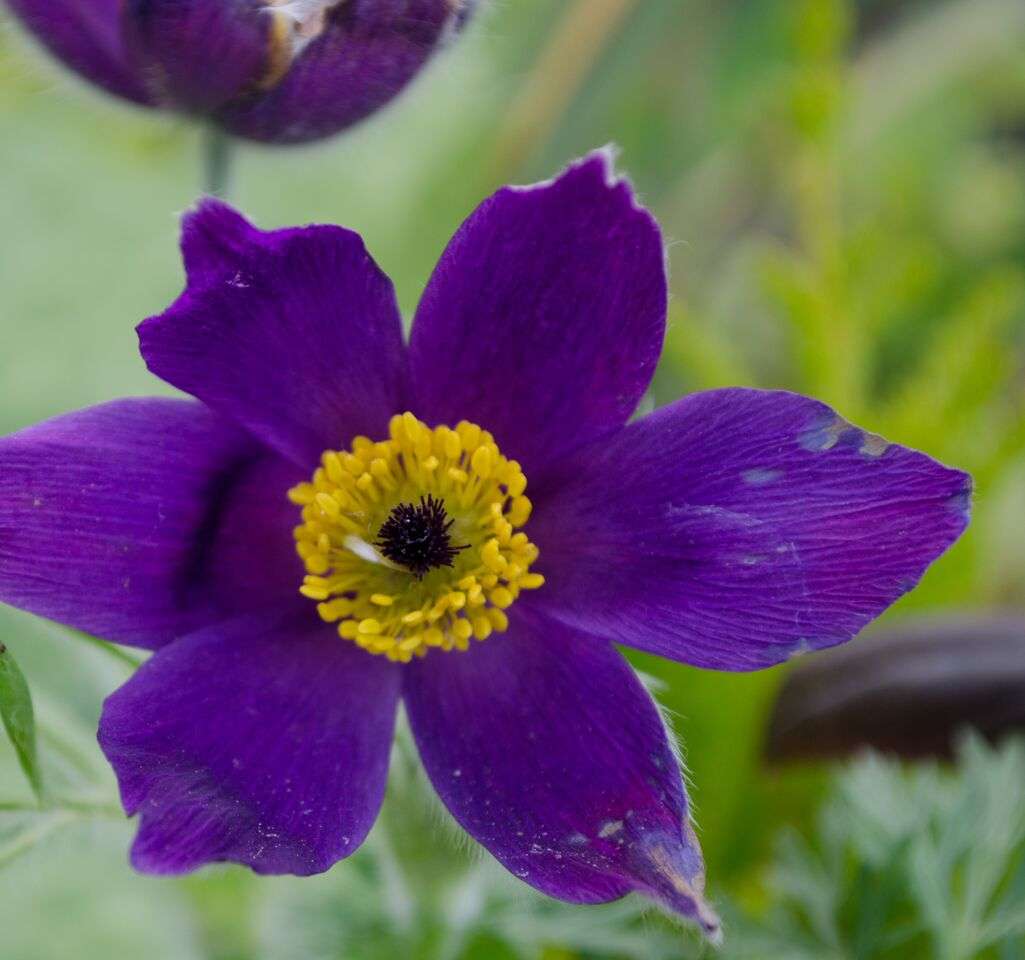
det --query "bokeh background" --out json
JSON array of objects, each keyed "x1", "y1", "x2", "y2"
[{"x1": 2, "y1": 0, "x2": 1025, "y2": 957}]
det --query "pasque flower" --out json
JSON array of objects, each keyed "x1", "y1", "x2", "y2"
[
  {"x1": 5, "y1": 0, "x2": 472, "y2": 143},
  {"x1": 0, "y1": 152, "x2": 969, "y2": 937}
]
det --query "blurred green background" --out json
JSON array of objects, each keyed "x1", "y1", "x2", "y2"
[{"x1": 2, "y1": 0, "x2": 1025, "y2": 957}]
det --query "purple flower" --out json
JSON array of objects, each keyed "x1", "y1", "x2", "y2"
[
  {"x1": 5, "y1": 0, "x2": 472, "y2": 143},
  {"x1": 0, "y1": 152, "x2": 969, "y2": 937}
]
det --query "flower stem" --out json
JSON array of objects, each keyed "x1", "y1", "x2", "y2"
[
  {"x1": 0, "y1": 810, "x2": 77, "y2": 867},
  {"x1": 202, "y1": 127, "x2": 235, "y2": 198}
]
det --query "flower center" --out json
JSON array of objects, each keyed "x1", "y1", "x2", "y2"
[
  {"x1": 288, "y1": 413, "x2": 544, "y2": 662},
  {"x1": 375, "y1": 494, "x2": 467, "y2": 578}
]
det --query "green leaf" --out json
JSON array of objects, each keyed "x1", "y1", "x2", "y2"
[
  {"x1": 731, "y1": 737, "x2": 1025, "y2": 958},
  {"x1": 0, "y1": 643, "x2": 43, "y2": 803}
]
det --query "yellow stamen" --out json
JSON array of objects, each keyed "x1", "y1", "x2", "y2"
[{"x1": 290, "y1": 413, "x2": 544, "y2": 662}]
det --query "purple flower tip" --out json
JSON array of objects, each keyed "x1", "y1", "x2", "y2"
[{"x1": 6, "y1": 0, "x2": 474, "y2": 142}]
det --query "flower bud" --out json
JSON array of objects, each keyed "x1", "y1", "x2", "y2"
[{"x1": 6, "y1": 0, "x2": 475, "y2": 143}]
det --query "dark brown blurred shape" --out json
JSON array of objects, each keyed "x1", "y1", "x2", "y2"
[{"x1": 765, "y1": 613, "x2": 1025, "y2": 762}]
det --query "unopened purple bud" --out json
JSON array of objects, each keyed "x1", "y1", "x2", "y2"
[
  {"x1": 5, "y1": 0, "x2": 475, "y2": 143},
  {"x1": 122, "y1": 0, "x2": 273, "y2": 115},
  {"x1": 6, "y1": 0, "x2": 156, "y2": 104}
]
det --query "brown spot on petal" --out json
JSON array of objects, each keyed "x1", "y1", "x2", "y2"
[
  {"x1": 859, "y1": 431, "x2": 889, "y2": 458},
  {"x1": 799, "y1": 414, "x2": 852, "y2": 452},
  {"x1": 649, "y1": 842, "x2": 721, "y2": 937},
  {"x1": 682, "y1": 820, "x2": 707, "y2": 894}
]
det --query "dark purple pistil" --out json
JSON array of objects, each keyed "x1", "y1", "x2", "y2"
[{"x1": 375, "y1": 495, "x2": 467, "y2": 578}]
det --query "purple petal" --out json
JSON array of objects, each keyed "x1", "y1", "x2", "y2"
[
  {"x1": 0, "y1": 398, "x2": 285, "y2": 650},
  {"x1": 408, "y1": 151, "x2": 667, "y2": 478},
  {"x1": 528, "y1": 388, "x2": 972, "y2": 671},
  {"x1": 216, "y1": 0, "x2": 465, "y2": 144},
  {"x1": 404, "y1": 610, "x2": 719, "y2": 936},
  {"x1": 179, "y1": 196, "x2": 265, "y2": 285},
  {"x1": 6, "y1": 0, "x2": 154, "y2": 104},
  {"x1": 139, "y1": 200, "x2": 409, "y2": 468},
  {"x1": 99, "y1": 611, "x2": 399, "y2": 875},
  {"x1": 122, "y1": 0, "x2": 272, "y2": 112},
  {"x1": 202, "y1": 451, "x2": 306, "y2": 613}
]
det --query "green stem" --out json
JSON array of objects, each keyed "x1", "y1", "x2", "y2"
[
  {"x1": 72, "y1": 631, "x2": 143, "y2": 670},
  {"x1": 58, "y1": 797, "x2": 123, "y2": 818},
  {"x1": 38, "y1": 620, "x2": 142, "y2": 671},
  {"x1": 0, "y1": 797, "x2": 121, "y2": 818},
  {"x1": 202, "y1": 127, "x2": 235, "y2": 198},
  {"x1": 0, "y1": 810, "x2": 76, "y2": 867}
]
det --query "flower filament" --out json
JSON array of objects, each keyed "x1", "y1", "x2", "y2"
[{"x1": 289, "y1": 413, "x2": 544, "y2": 662}]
